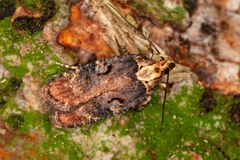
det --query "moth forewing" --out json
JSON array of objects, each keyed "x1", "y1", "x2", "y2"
[{"x1": 43, "y1": 54, "x2": 176, "y2": 128}]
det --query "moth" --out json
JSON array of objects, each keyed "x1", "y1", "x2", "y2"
[{"x1": 43, "y1": 54, "x2": 175, "y2": 128}]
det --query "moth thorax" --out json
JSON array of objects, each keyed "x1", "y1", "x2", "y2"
[{"x1": 136, "y1": 60, "x2": 175, "y2": 82}]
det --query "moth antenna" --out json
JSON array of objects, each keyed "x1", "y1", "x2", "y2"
[
  {"x1": 106, "y1": 2, "x2": 162, "y2": 56},
  {"x1": 160, "y1": 71, "x2": 170, "y2": 132},
  {"x1": 55, "y1": 62, "x2": 80, "y2": 72}
]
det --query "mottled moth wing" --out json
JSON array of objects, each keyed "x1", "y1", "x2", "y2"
[{"x1": 43, "y1": 55, "x2": 175, "y2": 128}]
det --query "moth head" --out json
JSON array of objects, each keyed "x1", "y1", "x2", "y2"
[{"x1": 135, "y1": 56, "x2": 175, "y2": 91}]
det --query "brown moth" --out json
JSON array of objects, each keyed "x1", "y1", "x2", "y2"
[{"x1": 43, "y1": 54, "x2": 175, "y2": 128}]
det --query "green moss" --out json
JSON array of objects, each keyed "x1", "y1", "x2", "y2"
[
  {"x1": 100, "y1": 140, "x2": 111, "y2": 153},
  {"x1": 0, "y1": 18, "x2": 66, "y2": 83},
  {"x1": 15, "y1": 0, "x2": 55, "y2": 33},
  {"x1": 23, "y1": 111, "x2": 83, "y2": 159},
  {"x1": 18, "y1": 0, "x2": 52, "y2": 12},
  {"x1": 6, "y1": 114, "x2": 24, "y2": 129},
  {"x1": 108, "y1": 85, "x2": 240, "y2": 159},
  {"x1": 5, "y1": 64, "x2": 30, "y2": 79},
  {"x1": 1, "y1": 83, "x2": 239, "y2": 159},
  {"x1": 0, "y1": 77, "x2": 22, "y2": 106},
  {"x1": 127, "y1": 0, "x2": 186, "y2": 24},
  {"x1": 0, "y1": 99, "x2": 21, "y2": 116},
  {"x1": 3, "y1": 107, "x2": 84, "y2": 159},
  {"x1": 41, "y1": 64, "x2": 66, "y2": 80},
  {"x1": 19, "y1": 0, "x2": 39, "y2": 8},
  {"x1": 1, "y1": 93, "x2": 81, "y2": 158}
]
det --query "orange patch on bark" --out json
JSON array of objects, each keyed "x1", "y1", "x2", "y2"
[
  {"x1": 58, "y1": 4, "x2": 114, "y2": 59},
  {"x1": 0, "y1": 150, "x2": 9, "y2": 158},
  {"x1": 201, "y1": 81, "x2": 240, "y2": 95}
]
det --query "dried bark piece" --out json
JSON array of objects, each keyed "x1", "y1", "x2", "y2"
[
  {"x1": 57, "y1": 0, "x2": 172, "y2": 63},
  {"x1": 11, "y1": 6, "x2": 41, "y2": 22},
  {"x1": 13, "y1": 0, "x2": 55, "y2": 33},
  {"x1": 43, "y1": 54, "x2": 175, "y2": 128}
]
